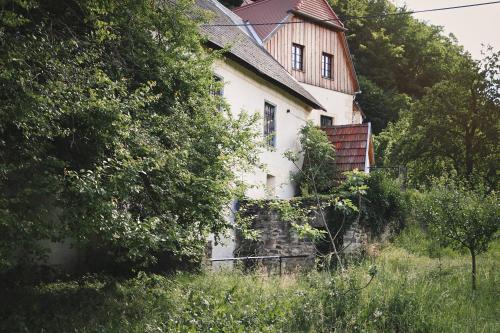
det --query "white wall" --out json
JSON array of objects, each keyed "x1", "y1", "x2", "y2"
[
  {"x1": 300, "y1": 82, "x2": 359, "y2": 126},
  {"x1": 215, "y1": 59, "x2": 313, "y2": 200},
  {"x1": 210, "y1": 58, "x2": 313, "y2": 262}
]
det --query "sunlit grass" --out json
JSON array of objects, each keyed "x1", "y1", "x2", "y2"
[{"x1": 1, "y1": 239, "x2": 498, "y2": 332}]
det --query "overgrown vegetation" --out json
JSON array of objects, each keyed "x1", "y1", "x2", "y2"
[
  {"x1": 1, "y1": 239, "x2": 498, "y2": 332},
  {"x1": 359, "y1": 171, "x2": 407, "y2": 234},
  {"x1": 0, "y1": 0, "x2": 259, "y2": 273},
  {"x1": 286, "y1": 122, "x2": 337, "y2": 196}
]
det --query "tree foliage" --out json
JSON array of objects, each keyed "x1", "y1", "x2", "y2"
[
  {"x1": 378, "y1": 50, "x2": 500, "y2": 186},
  {"x1": 414, "y1": 178, "x2": 499, "y2": 289},
  {"x1": 0, "y1": 0, "x2": 259, "y2": 272},
  {"x1": 329, "y1": 0, "x2": 464, "y2": 133},
  {"x1": 328, "y1": 0, "x2": 499, "y2": 186}
]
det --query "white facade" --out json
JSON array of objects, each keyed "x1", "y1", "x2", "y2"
[
  {"x1": 215, "y1": 58, "x2": 314, "y2": 200},
  {"x1": 302, "y1": 83, "x2": 359, "y2": 126},
  {"x1": 210, "y1": 58, "x2": 316, "y2": 262}
]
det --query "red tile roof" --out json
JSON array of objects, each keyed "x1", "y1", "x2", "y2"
[
  {"x1": 322, "y1": 123, "x2": 374, "y2": 173},
  {"x1": 233, "y1": 0, "x2": 343, "y2": 41}
]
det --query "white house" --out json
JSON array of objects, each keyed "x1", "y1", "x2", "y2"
[{"x1": 198, "y1": 0, "x2": 374, "y2": 262}]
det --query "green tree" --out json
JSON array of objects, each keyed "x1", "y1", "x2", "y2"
[
  {"x1": 0, "y1": 0, "x2": 258, "y2": 272},
  {"x1": 379, "y1": 50, "x2": 500, "y2": 186},
  {"x1": 415, "y1": 178, "x2": 499, "y2": 290}
]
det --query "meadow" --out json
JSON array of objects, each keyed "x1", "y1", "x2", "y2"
[{"x1": 1, "y1": 229, "x2": 498, "y2": 332}]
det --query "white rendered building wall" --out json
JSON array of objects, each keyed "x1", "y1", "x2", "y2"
[
  {"x1": 300, "y1": 82, "x2": 359, "y2": 126},
  {"x1": 210, "y1": 58, "x2": 313, "y2": 262}
]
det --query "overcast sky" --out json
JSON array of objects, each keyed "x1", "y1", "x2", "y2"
[{"x1": 390, "y1": 0, "x2": 500, "y2": 59}]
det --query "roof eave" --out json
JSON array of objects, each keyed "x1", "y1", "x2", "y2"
[{"x1": 289, "y1": 10, "x2": 346, "y2": 31}]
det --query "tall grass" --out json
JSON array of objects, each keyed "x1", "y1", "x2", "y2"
[{"x1": 1, "y1": 239, "x2": 498, "y2": 332}]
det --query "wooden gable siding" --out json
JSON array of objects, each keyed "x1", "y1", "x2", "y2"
[{"x1": 264, "y1": 15, "x2": 356, "y2": 95}]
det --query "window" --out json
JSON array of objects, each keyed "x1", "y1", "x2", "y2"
[
  {"x1": 292, "y1": 43, "x2": 304, "y2": 71},
  {"x1": 211, "y1": 75, "x2": 224, "y2": 111},
  {"x1": 320, "y1": 115, "x2": 333, "y2": 128},
  {"x1": 211, "y1": 75, "x2": 224, "y2": 97},
  {"x1": 321, "y1": 53, "x2": 333, "y2": 79},
  {"x1": 264, "y1": 102, "x2": 276, "y2": 147},
  {"x1": 266, "y1": 174, "x2": 276, "y2": 197}
]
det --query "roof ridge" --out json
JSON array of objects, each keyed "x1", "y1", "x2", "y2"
[
  {"x1": 232, "y1": 0, "x2": 274, "y2": 12},
  {"x1": 293, "y1": 0, "x2": 305, "y2": 11}
]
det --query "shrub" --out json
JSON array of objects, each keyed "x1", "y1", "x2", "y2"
[{"x1": 286, "y1": 122, "x2": 337, "y2": 196}]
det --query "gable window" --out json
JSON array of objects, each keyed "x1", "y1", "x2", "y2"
[
  {"x1": 320, "y1": 115, "x2": 333, "y2": 128},
  {"x1": 264, "y1": 102, "x2": 276, "y2": 147},
  {"x1": 321, "y1": 53, "x2": 333, "y2": 79},
  {"x1": 292, "y1": 43, "x2": 304, "y2": 71}
]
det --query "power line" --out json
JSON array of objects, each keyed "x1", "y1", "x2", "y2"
[{"x1": 201, "y1": 1, "x2": 500, "y2": 27}]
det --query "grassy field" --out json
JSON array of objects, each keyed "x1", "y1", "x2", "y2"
[{"x1": 1, "y1": 234, "x2": 498, "y2": 332}]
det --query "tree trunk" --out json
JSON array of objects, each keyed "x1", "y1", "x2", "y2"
[{"x1": 470, "y1": 248, "x2": 477, "y2": 290}]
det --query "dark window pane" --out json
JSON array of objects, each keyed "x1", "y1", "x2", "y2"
[
  {"x1": 211, "y1": 75, "x2": 223, "y2": 97},
  {"x1": 320, "y1": 115, "x2": 333, "y2": 128},
  {"x1": 264, "y1": 102, "x2": 276, "y2": 147}
]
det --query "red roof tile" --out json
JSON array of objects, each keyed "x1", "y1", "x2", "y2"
[
  {"x1": 233, "y1": 0, "x2": 343, "y2": 41},
  {"x1": 322, "y1": 123, "x2": 374, "y2": 174}
]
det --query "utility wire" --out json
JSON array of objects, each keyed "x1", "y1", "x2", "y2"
[{"x1": 201, "y1": 1, "x2": 500, "y2": 27}]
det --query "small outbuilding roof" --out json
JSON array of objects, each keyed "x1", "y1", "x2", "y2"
[{"x1": 323, "y1": 123, "x2": 374, "y2": 173}]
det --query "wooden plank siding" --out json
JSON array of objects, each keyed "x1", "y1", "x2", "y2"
[{"x1": 264, "y1": 15, "x2": 356, "y2": 95}]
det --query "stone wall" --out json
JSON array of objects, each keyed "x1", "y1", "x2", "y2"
[
  {"x1": 235, "y1": 204, "x2": 316, "y2": 274},
  {"x1": 235, "y1": 201, "x2": 370, "y2": 273}
]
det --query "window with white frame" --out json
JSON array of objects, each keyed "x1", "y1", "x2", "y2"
[
  {"x1": 292, "y1": 43, "x2": 304, "y2": 71},
  {"x1": 321, "y1": 52, "x2": 333, "y2": 79}
]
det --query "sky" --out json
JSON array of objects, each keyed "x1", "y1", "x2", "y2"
[{"x1": 390, "y1": 0, "x2": 500, "y2": 59}]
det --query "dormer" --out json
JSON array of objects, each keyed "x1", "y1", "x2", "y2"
[{"x1": 233, "y1": 0, "x2": 359, "y2": 95}]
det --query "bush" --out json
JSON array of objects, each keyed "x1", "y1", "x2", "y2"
[
  {"x1": 350, "y1": 171, "x2": 408, "y2": 236},
  {"x1": 287, "y1": 122, "x2": 337, "y2": 196},
  {"x1": 0, "y1": 0, "x2": 259, "y2": 272}
]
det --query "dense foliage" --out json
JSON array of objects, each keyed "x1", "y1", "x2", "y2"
[
  {"x1": 2, "y1": 242, "x2": 498, "y2": 332},
  {"x1": 286, "y1": 122, "x2": 337, "y2": 195},
  {"x1": 329, "y1": 0, "x2": 464, "y2": 133},
  {"x1": 0, "y1": 0, "x2": 259, "y2": 272},
  {"x1": 328, "y1": 0, "x2": 499, "y2": 186},
  {"x1": 359, "y1": 171, "x2": 407, "y2": 234},
  {"x1": 378, "y1": 51, "x2": 500, "y2": 185}
]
